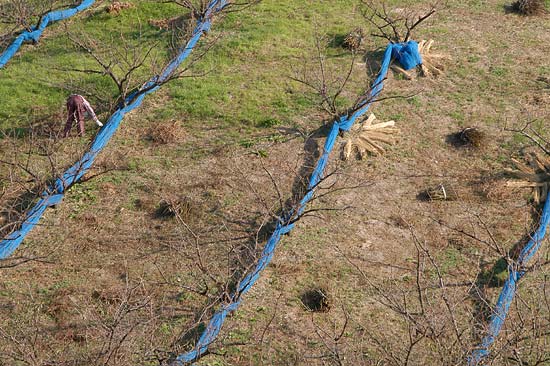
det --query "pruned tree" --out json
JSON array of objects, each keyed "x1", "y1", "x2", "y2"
[
  {"x1": 291, "y1": 33, "x2": 362, "y2": 118},
  {"x1": 63, "y1": 0, "x2": 260, "y2": 111},
  {"x1": 162, "y1": 0, "x2": 260, "y2": 19},
  {"x1": 360, "y1": 0, "x2": 443, "y2": 43},
  {"x1": 66, "y1": 28, "x2": 166, "y2": 109}
]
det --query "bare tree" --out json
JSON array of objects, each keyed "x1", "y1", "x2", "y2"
[
  {"x1": 161, "y1": 0, "x2": 260, "y2": 19},
  {"x1": 291, "y1": 33, "x2": 361, "y2": 118},
  {"x1": 63, "y1": 0, "x2": 260, "y2": 110},
  {"x1": 360, "y1": 0, "x2": 442, "y2": 43}
]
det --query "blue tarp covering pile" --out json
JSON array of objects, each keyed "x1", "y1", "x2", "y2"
[{"x1": 0, "y1": 0, "x2": 96, "y2": 68}]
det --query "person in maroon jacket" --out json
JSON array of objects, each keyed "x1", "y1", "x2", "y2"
[{"x1": 63, "y1": 94, "x2": 103, "y2": 137}]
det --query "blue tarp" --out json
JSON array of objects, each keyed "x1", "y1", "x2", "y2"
[
  {"x1": 0, "y1": 0, "x2": 228, "y2": 259},
  {"x1": 468, "y1": 194, "x2": 550, "y2": 365},
  {"x1": 0, "y1": 0, "x2": 96, "y2": 68}
]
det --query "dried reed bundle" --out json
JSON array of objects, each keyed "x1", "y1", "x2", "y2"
[{"x1": 342, "y1": 113, "x2": 400, "y2": 160}]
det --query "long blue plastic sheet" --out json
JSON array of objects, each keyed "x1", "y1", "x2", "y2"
[
  {"x1": 0, "y1": 0, "x2": 96, "y2": 68},
  {"x1": 173, "y1": 41, "x2": 423, "y2": 365},
  {"x1": 0, "y1": 0, "x2": 228, "y2": 259},
  {"x1": 468, "y1": 194, "x2": 550, "y2": 365}
]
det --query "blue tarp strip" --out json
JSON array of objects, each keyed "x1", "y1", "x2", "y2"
[
  {"x1": 468, "y1": 194, "x2": 550, "y2": 365},
  {"x1": 173, "y1": 41, "x2": 423, "y2": 365},
  {"x1": 0, "y1": 0, "x2": 228, "y2": 259},
  {"x1": 0, "y1": 0, "x2": 96, "y2": 69}
]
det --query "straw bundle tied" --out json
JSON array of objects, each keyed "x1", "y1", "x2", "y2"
[{"x1": 342, "y1": 113, "x2": 400, "y2": 160}]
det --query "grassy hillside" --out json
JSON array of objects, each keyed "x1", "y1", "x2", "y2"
[{"x1": 0, "y1": 0, "x2": 550, "y2": 365}]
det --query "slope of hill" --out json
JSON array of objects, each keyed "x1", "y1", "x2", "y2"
[{"x1": 0, "y1": 0, "x2": 549, "y2": 365}]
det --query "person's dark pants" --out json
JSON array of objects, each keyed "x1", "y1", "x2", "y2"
[{"x1": 63, "y1": 95, "x2": 86, "y2": 137}]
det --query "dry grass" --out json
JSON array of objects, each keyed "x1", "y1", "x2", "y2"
[
  {"x1": 146, "y1": 121, "x2": 185, "y2": 145},
  {"x1": 155, "y1": 196, "x2": 197, "y2": 221},
  {"x1": 1, "y1": 1, "x2": 550, "y2": 365},
  {"x1": 106, "y1": 1, "x2": 134, "y2": 14}
]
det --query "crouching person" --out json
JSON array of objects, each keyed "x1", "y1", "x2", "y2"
[{"x1": 63, "y1": 94, "x2": 103, "y2": 137}]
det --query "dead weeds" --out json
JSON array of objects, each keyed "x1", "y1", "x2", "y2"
[{"x1": 106, "y1": 1, "x2": 134, "y2": 14}]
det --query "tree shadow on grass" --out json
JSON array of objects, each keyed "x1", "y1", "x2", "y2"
[{"x1": 169, "y1": 120, "x2": 335, "y2": 360}]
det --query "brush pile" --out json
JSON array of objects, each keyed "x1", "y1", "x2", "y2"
[
  {"x1": 511, "y1": 0, "x2": 545, "y2": 15},
  {"x1": 507, "y1": 152, "x2": 550, "y2": 204},
  {"x1": 342, "y1": 113, "x2": 400, "y2": 160},
  {"x1": 420, "y1": 184, "x2": 459, "y2": 201},
  {"x1": 343, "y1": 28, "x2": 364, "y2": 51},
  {"x1": 300, "y1": 288, "x2": 331, "y2": 312}
]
